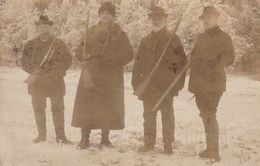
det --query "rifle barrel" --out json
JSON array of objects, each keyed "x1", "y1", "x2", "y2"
[
  {"x1": 82, "y1": 11, "x2": 90, "y2": 59},
  {"x1": 39, "y1": 18, "x2": 65, "y2": 67},
  {"x1": 133, "y1": 14, "x2": 184, "y2": 99},
  {"x1": 152, "y1": 59, "x2": 191, "y2": 112}
]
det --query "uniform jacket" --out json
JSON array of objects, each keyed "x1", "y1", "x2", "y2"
[
  {"x1": 132, "y1": 27, "x2": 187, "y2": 101},
  {"x1": 21, "y1": 36, "x2": 72, "y2": 97},
  {"x1": 189, "y1": 26, "x2": 235, "y2": 94}
]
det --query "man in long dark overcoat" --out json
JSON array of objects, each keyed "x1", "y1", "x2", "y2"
[
  {"x1": 189, "y1": 6, "x2": 235, "y2": 161},
  {"x1": 21, "y1": 15, "x2": 72, "y2": 144},
  {"x1": 132, "y1": 7, "x2": 187, "y2": 154},
  {"x1": 71, "y1": 2, "x2": 133, "y2": 149}
]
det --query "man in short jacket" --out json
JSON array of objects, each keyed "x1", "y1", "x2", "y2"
[
  {"x1": 21, "y1": 15, "x2": 72, "y2": 144},
  {"x1": 132, "y1": 7, "x2": 187, "y2": 154},
  {"x1": 189, "y1": 6, "x2": 235, "y2": 161}
]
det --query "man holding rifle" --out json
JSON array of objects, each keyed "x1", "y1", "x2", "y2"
[
  {"x1": 132, "y1": 7, "x2": 187, "y2": 154},
  {"x1": 72, "y1": 2, "x2": 133, "y2": 149},
  {"x1": 21, "y1": 15, "x2": 73, "y2": 144},
  {"x1": 189, "y1": 6, "x2": 235, "y2": 161}
]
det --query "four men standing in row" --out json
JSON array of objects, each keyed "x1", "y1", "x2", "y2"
[{"x1": 21, "y1": 2, "x2": 235, "y2": 161}]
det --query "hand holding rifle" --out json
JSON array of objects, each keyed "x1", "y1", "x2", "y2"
[
  {"x1": 133, "y1": 12, "x2": 185, "y2": 99},
  {"x1": 152, "y1": 57, "x2": 191, "y2": 112},
  {"x1": 24, "y1": 17, "x2": 66, "y2": 85},
  {"x1": 82, "y1": 11, "x2": 95, "y2": 88}
]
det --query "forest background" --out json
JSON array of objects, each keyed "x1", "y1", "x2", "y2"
[{"x1": 0, "y1": 0, "x2": 259, "y2": 73}]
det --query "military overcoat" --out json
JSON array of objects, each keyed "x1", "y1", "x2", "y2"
[
  {"x1": 71, "y1": 22, "x2": 133, "y2": 130},
  {"x1": 21, "y1": 37, "x2": 72, "y2": 97}
]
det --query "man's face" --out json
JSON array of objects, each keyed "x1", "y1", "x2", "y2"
[
  {"x1": 151, "y1": 16, "x2": 167, "y2": 32},
  {"x1": 37, "y1": 24, "x2": 51, "y2": 39},
  {"x1": 201, "y1": 14, "x2": 218, "y2": 29},
  {"x1": 100, "y1": 11, "x2": 114, "y2": 24}
]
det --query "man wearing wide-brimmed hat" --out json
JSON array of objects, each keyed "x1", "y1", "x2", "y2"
[
  {"x1": 132, "y1": 7, "x2": 187, "y2": 154},
  {"x1": 188, "y1": 6, "x2": 235, "y2": 161},
  {"x1": 21, "y1": 15, "x2": 73, "y2": 144}
]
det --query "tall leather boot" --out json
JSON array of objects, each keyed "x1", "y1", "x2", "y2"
[
  {"x1": 33, "y1": 111, "x2": 47, "y2": 143},
  {"x1": 202, "y1": 117, "x2": 211, "y2": 150},
  {"x1": 208, "y1": 115, "x2": 220, "y2": 160},
  {"x1": 139, "y1": 107, "x2": 157, "y2": 152},
  {"x1": 163, "y1": 133, "x2": 173, "y2": 155},
  {"x1": 138, "y1": 135, "x2": 155, "y2": 152},
  {"x1": 199, "y1": 115, "x2": 220, "y2": 162},
  {"x1": 77, "y1": 127, "x2": 90, "y2": 150},
  {"x1": 53, "y1": 111, "x2": 72, "y2": 145},
  {"x1": 101, "y1": 128, "x2": 112, "y2": 147},
  {"x1": 161, "y1": 103, "x2": 175, "y2": 155}
]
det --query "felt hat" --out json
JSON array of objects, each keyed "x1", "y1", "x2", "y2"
[
  {"x1": 199, "y1": 6, "x2": 220, "y2": 19},
  {"x1": 98, "y1": 2, "x2": 116, "y2": 17},
  {"x1": 35, "y1": 15, "x2": 54, "y2": 26},
  {"x1": 148, "y1": 7, "x2": 168, "y2": 18}
]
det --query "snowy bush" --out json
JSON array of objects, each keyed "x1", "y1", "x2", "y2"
[{"x1": 0, "y1": 0, "x2": 259, "y2": 72}]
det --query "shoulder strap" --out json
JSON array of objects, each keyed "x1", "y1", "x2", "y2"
[{"x1": 30, "y1": 38, "x2": 38, "y2": 65}]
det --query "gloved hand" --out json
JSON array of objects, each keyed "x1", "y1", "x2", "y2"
[{"x1": 168, "y1": 63, "x2": 178, "y2": 73}]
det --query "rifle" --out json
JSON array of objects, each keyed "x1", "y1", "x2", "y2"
[
  {"x1": 152, "y1": 58, "x2": 191, "y2": 112},
  {"x1": 84, "y1": 24, "x2": 112, "y2": 62},
  {"x1": 24, "y1": 17, "x2": 66, "y2": 85},
  {"x1": 133, "y1": 13, "x2": 184, "y2": 99},
  {"x1": 84, "y1": 37, "x2": 110, "y2": 61},
  {"x1": 82, "y1": 11, "x2": 95, "y2": 88}
]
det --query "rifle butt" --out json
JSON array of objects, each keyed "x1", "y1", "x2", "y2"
[
  {"x1": 133, "y1": 76, "x2": 151, "y2": 99},
  {"x1": 152, "y1": 60, "x2": 191, "y2": 112},
  {"x1": 24, "y1": 70, "x2": 40, "y2": 85},
  {"x1": 82, "y1": 65, "x2": 94, "y2": 88},
  {"x1": 24, "y1": 75, "x2": 37, "y2": 85}
]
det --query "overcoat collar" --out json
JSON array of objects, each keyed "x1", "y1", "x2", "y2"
[
  {"x1": 204, "y1": 26, "x2": 221, "y2": 36},
  {"x1": 89, "y1": 22, "x2": 122, "y2": 43}
]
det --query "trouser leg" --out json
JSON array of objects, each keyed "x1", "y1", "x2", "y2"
[
  {"x1": 50, "y1": 94, "x2": 66, "y2": 140},
  {"x1": 143, "y1": 100, "x2": 157, "y2": 147},
  {"x1": 161, "y1": 97, "x2": 175, "y2": 145},
  {"x1": 195, "y1": 92, "x2": 222, "y2": 156},
  {"x1": 32, "y1": 94, "x2": 47, "y2": 137}
]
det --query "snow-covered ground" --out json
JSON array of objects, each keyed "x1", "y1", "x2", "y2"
[{"x1": 0, "y1": 67, "x2": 260, "y2": 166}]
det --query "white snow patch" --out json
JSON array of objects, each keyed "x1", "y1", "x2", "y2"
[{"x1": 0, "y1": 67, "x2": 260, "y2": 166}]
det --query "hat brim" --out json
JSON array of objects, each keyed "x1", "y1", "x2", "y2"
[
  {"x1": 149, "y1": 13, "x2": 168, "y2": 18},
  {"x1": 199, "y1": 12, "x2": 220, "y2": 19},
  {"x1": 35, "y1": 21, "x2": 54, "y2": 26}
]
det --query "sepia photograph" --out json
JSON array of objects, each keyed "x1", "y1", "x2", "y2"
[{"x1": 0, "y1": 0, "x2": 259, "y2": 165}]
